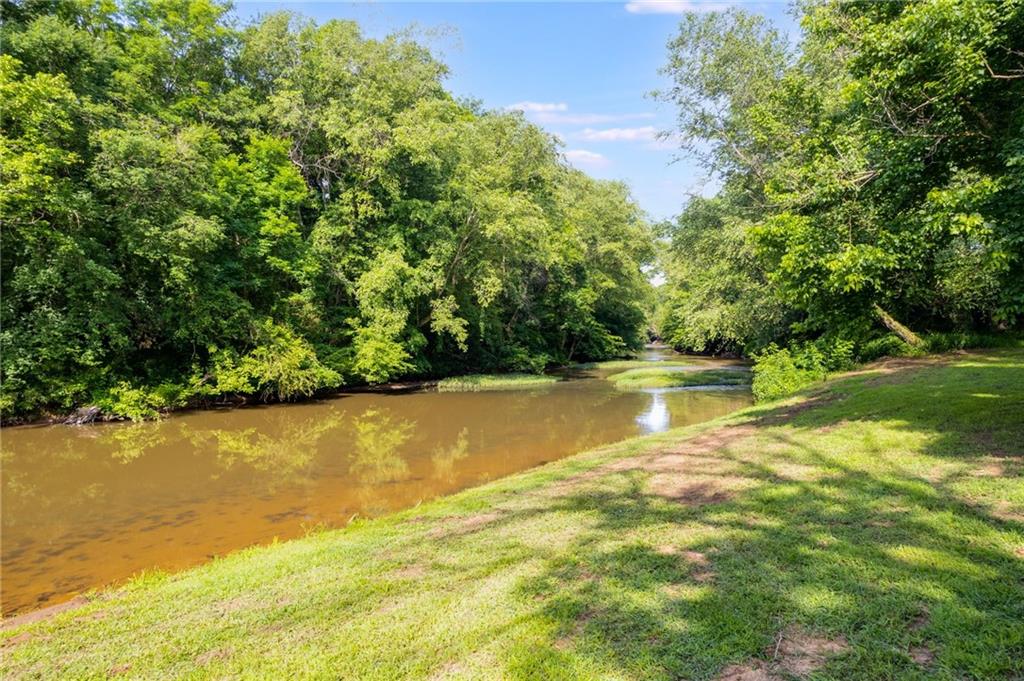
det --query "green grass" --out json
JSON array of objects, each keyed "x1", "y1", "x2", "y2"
[
  {"x1": 436, "y1": 374, "x2": 559, "y2": 392},
  {"x1": 3, "y1": 350, "x2": 1023, "y2": 679},
  {"x1": 607, "y1": 366, "x2": 752, "y2": 389}
]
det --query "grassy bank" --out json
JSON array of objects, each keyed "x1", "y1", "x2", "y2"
[
  {"x1": 607, "y1": 367, "x2": 751, "y2": 390},
  {"x1": 3, "y1": 350, "x2": 1023, "y2": 679},
  {"x1": 436, "y1": 374, "x2": 559, "y2": 392}
]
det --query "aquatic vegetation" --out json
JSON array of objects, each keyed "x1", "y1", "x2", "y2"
[
  {"x1": 436, "y1": 374, "x2": 559, "y2": 392},
  {"x1": 607, "y1": 367, "x2": 751, "y2": 389}
]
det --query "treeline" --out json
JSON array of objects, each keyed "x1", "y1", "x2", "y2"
[
  {"x1": 655, "y1": 0, "x2": 1023, "y2": 390},
  {"x1": 0, "y1": 0, "x2": 654, "y2": 419}
]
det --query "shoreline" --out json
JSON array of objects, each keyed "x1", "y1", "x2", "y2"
[{"x1": 4, "y1": 349, "x2": 1022, "y2": 679}]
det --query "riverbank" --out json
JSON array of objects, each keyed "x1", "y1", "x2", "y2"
[{"x1": 4, "y1": 349, "x2": 1023, "y2": 679}]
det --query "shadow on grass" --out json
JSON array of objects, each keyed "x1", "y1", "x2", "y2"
[{"x1": 488, "y1": 352, "x2": 1024, "y2": 680}]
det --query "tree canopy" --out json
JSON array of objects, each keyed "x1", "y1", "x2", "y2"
[
  {"x1": 655, "y1": 0, "x2": 1024, "y2": 357},
  {"x1": 0, "y1": 0, "x2": 654, "y2": 419}
]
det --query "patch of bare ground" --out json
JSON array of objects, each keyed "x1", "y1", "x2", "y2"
[
  {"x1": 970, "y1": 460, "x2": 1006, "y2": 477},
  {"x1": 716, "y1": 663, "x2": 775, "y2": 681},
  {"x1": 1, "y1": 595, "x2": 90, "y2": 630},
  {"x1": 646, "y1": 474, "x2": 752, "y2": 506},
  {"x1": 774, "y1": 626, "x2": 849, "y2": 677},
  {"x1": 909, "y1": 608, "x2": 930, "y2": 631},
  {"x1": 991, "y1": 501, "x2": 1024, "y2": 523},
  {"x1": 429, "y1": 661, "x2": 465, "y2": 680},
  {"x1": 427, "y1": 512, "x2": 503, "y2": 539},
  {"x1": 841, "y1": 354, "x2": 956, "y2": 384},
  {"x1": 390, "y1": 563, "x2": 429, "y2": 579},
  {"x1": 109, "y1": 663, "x2": 133, "y2": 676},
  {"x1": 196, "y1": 647, "x2": 233, "y2": 666},
  {"x1": 909, "y1": 646, "x2": 935, "y2": 666},
  {"x1": 553, "y1": 609, "x2": 595, "y2": 651},
  {"x1": 655, "y1": 546, "x2": 716, "y2": 583},
  {"x1": 2, "y1": 632, "x2": 33, "y2": 649},
  {"x1": 718, "y1": 626, "x2": 849, "y2": 679}
]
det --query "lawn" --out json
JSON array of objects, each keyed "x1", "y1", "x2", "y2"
[
  {"x1": 607, "y1": 367, "x2": 752, "y2": 390},
  {"x1": 3, "y1": 350, "x2": 1022, "y2": 680},
  {"x1": 436, "y1": 374, "x2": 559, "y2": 392}
]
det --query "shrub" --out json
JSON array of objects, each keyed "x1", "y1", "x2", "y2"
[
  {"x1": 858, "y1": 335, "x2": 922, "y2": 362},
  {"x1": 751, "y1": 345, "x2": 825, "y2": 402}
]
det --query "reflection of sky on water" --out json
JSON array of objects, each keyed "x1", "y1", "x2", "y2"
[{"x1": 636, "y1": 392, "x2": 670, "y2": 434}]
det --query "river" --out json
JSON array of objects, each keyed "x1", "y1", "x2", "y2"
[{"x1": 0, "y1": 348, "x2": 750, "y2": 615}]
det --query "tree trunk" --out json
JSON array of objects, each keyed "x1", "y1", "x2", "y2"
[{"x1": 872, "y1": 304, "x2": 923, "y2": 347}]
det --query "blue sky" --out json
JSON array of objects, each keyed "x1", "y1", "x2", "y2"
[{"x1": 232, "y1": 1, "x2": 799, "y2": 222}]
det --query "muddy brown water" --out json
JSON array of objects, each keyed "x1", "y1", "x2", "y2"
[{"x1": 0, "y1": 349, "x2": 750, "y2": 615}]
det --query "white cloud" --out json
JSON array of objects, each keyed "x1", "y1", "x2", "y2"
[
  {"x1": 625, "y1": 0, "x2": 732, "y2": 14},
  {"x1": 579, "y1": 126, "x2": 659, "y2": 142},
  {"x1": 506, "y1": 101, "x2": 568, "y2": 113},
  {"x1": 564, "y1": 149, "x2": 610, "y2": 168},
  {"x1": 536, "y1": 111, "x2": 655, "y2": 125}
]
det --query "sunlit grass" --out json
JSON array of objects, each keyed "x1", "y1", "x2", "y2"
[
  {"x1": 436, "y1": 373, "x2": 558, "y2": 392},
  {"x1": 607, "y1": 366, "x2": 752, "y2": 389},
  {"x1": 3, "y1": 350, "x2": 1022, "y2": 679}
]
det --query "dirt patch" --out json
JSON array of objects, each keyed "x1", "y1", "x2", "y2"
[
  {"x1": 195, "y1": 647, "x2": 232, "y2": 666},
  {"x1": 391, "y1": 564, "x2": 429, "y2": 579},
  {"x1": 772, "y1": 626, "x2": 849, "y2": 677},
  {"x1": 542, "y1": 423, "x2": 760, "y2": 500},
  {"x1": 845, "y1": 355, "x2": 954, "y2": 387},
  {"x1": 429, "y1": 661, "x2": 466, "y2": 680},
  {"x1": 971, "y1": 460, "x2": 1006, "y2": 477},
  {"x1": 554, "y1": 608, "x2": 596, "y2": 651},
  {"x1": 109, "y1": 663, "x2": 133, "y2": 676},
  {"x1": 427, "y1": 512, "x2": 503, "y2": 539},
  {"x1": 668, "y1": 425, "x2": 758, "y2": 455},
  {"x1": 909, "y1": 646, "x2": 934, "y2": 666},
  {"x1": 644, "y1": 453, "x2": 739, "y2": 475},
  {"x1": 1, "y1": 595, "x2": 90, "y2": 630},
  {"x1": 757, "y1": 394, "x2": 838, "y2": 425},
  {"x1": 682, "y1": 550, "x2": 709, "y2": 565},
  {"x1": 716, "y1": 662, "x2": 776, "y2": 680},
  {"x1": 2, "y1": 632, "x2": 33, "y2": 649},
  {"x1": 646, "y1": 474, "x2": 749, "y2": 506},
  {"x1": 196, "y1": 647, "x2": 233, "y2": 666},
  {"x1": 991, "y1": 501, "x2": 1024, "y2": 523}
]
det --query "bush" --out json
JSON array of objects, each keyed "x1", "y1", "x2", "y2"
[
  {"x1": 857, "y1": 334, "x2": 924, "y2": 362},
  {"x1": 751, "y1": 338, "x2": 855, "y2": 402},
  {"x1": 97, "y1": 382, "x2": 189, "y2": 421},
  {"x1": 751, "y1": 346, "x2": 825, "y2": 402}
]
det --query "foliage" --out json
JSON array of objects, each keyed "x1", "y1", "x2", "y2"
[
  {"x1": 606, "y1": 366, "x2": 750, "y2": 389},
  {"x1": 435, "y1": 373, "x2": 558, "y2": 392},
  {"x1": 0, "y1": 0, "x2": 654, "y2": 419},
  {"x1": 656, "y1": 1, "x2": 1024, "y2": 359},
  {"x1": 751, "y1": 338, "x2": 855, "y2": 402}
]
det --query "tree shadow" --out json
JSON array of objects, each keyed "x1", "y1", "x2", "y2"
[{"x1": 484, "y1": 352, "x2": 1024, "y2": 679}]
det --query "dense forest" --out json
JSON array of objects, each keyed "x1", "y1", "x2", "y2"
[
  {"x1": 4, "y1": 0, "x2": 1023, "y2": 419},
  {"x1": 655, "y1": 0, "x2": 1024, "y2": 393},
  {"x1": 0, "y1": 0, "x2": 654, "y2": 419}
]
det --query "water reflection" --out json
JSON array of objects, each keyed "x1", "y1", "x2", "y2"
[
  {"x1": 0, "y1": 352, "x2": 750, "y2": 614},
  {"x1": 637, "y1": 392, "x2": 670, "y2": 434}
]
